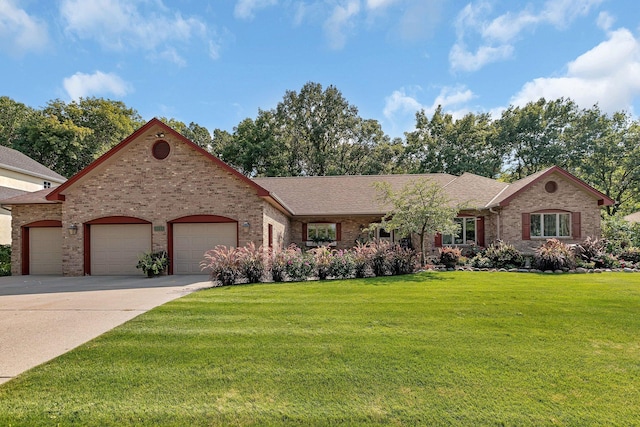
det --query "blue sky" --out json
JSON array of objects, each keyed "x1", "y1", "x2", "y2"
[{"x1": 1, "y1": 0, "x2": 639, "y2": 138}]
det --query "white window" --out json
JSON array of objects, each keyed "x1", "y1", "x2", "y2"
[
  {"x1": 43, "y1": 181, "x2": 51, "y2": 189},
  {"x1": 307, "y1": 223, "x2": 336, "y2": 243},
  {"x1": 530, "y1": 213, "x2": 570, "y2": 238},
  {"x1": 442, "y1": 217, "x2": 476, "y2": 245}
]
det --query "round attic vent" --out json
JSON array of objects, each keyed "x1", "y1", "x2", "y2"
[
  {"x1": 152, "y1": 140, "x2": 170, "y2": 160},
  {"x1": 545, "y1": 181, "x2": 558, "y2": 193}
]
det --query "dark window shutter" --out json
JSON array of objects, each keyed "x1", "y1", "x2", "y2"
[
  {"x1": 572, "y1": 212, "x2": 581, "y2": 239},
  {"x1": 522, "y1": 213, "x2": 531, "y2": 240},
  {"x1": 434, "y1": 233, "x2": 442, "y2": 247},
  {"x1": 336, "y1": 223, "x2": 342, "y2": 241},
  {"x1": 302, "y1": 223, "x2": 308, "y2": 241},
  {"x1": 477, "y1": 217, "x2": 485, "y2": 247},
  {"x1": 268, "y1": 224, "x2": 273, "y2": 248}
]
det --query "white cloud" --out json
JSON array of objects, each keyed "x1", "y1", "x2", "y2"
[
  {"x1": 510, "y1": 28, "x2": 640, "y2": 115},
  {"x1": 324, "y1": 0, "x2": 360, "y2": 50},
  {"x1": 451, "y1": 0, "x2": 602, "y2": 72},
  {"x1": 0, "y1": 0, "x2": 49, "y2": 55},
  {"x1": 596, "y1": 11, "x2": 614, "y2": 31},
  {"x1": 366, "y1": 0, "x2": 399, "y2": 10},
  {"x1": 234, "y1": 0, "x2": 278, "y2": 20},
  {"x1": 60, "y1": 0, "x2": 220, "y2": 63},
  {"x1": 63, "y1": 71, "x2": 131, "y2": 101},
  {"x1": 383, "y1": 88, "x2": 424, "y2": 119}
]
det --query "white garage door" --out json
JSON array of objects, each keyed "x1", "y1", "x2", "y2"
[
  {"x1": 91, "y1": 224, "x2": 151, "y2": 275},
  {"x1": 173, "y1": 223, "x2": 237, "y2": 274},
  {"x1": 29, "y1": 227, "x2": 62, "y2": 275}
]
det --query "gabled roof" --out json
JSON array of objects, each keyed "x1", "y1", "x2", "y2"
[
  {"x1": 45, "y1": 118, "x2": 282, "y2": 209},
  {"x1": 254, "y1": 174, "x2": 457, "y2": 216},
  {"x1": 0, "y1": 186, "x2": 27, "y2": 202},
  {"x1": 0, "y1": 145, "x2": 66, "y2": 182},
  {"x1": 624, "y1": 211, "x2": 640, "y2": 223},
  {"x1": 0, "y1": 188, "x2": 58, "y2": 207},
  {"x1": 489, "y1": 166, "x2": 615, "y2": 207}
]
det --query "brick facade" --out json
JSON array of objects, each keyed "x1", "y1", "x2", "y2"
[{"x1": 10, "y1": 203, "x2": 62, "y2": 275}]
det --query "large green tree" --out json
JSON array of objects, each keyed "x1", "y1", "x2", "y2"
[
  {"x1": 372, "y1": 179, "x2": 461, "y2": 266},
  {"x1": 0, "y1": 96, "x2": 35, "y2": 148}
]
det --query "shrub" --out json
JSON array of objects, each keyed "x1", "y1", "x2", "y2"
[
  {"x1": 201, "y1": 245, "x2": 241, "y2": 286},
  {"x1": 533, "y1": 239, "x2": 575, "y2": 271},
  {"x1": 0, "y1": 244, "x2": 10, "y2": 276},
  {"x1": 352, "y1": 242, "x2": 373, "y2": 278},
  {"x1": 328, "y1": 249, "x2": 356, "y2": 279},
  {"x1": 470, "y1": 255, "x2": 493, "y2": 269},
  {"x1": 439, "y1": 246, "x2": 461, "y2": 268},
  {"x1": 482, "y1": 241, "x2": 523, "y2": 269},
  {"x1": 283, "y1": 246, "x2": 315, "y2": 281},
  {"x1": 370, "y1": 240, "x2": 392, "y2": 276},
  {"x1": 573, "y1": 237, "x2": 609, "y2": 267},
  {"x1": 389, "y1": 245, "x2": 417, "y2": 275},
  {"x1": 311, "y1": 245, "x2": 333, "y2": 280},
  {"x1": 618, "y1": 246, "x2": 640, "y2": 264},
  {"x1": 238, "y1": 242, "x2": 266, "y2": 283},
  {"x1": 269, "y1": 247, "x2": 290, "y2": 282}
]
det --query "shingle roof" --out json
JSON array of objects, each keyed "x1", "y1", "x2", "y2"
[
  {"x1": 254, "y1": 174, "x2": 459, "y2": 216},
  {"x1": 624, "y1": 212, "x2": 640, "y2": 223},
  {"x1": 0, "y1": 145, "x2": 66, "y2": 182},
  {"x1": 0, "y1": 188, "x2": 58, "y2": 206},
  {"x1": 0, "y1": 186, "x2": 26, "y2": 201}
]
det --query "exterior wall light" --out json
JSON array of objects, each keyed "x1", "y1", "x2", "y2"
[{"x1": 68, "y1": 224, "x2": 78, "y2": 235}]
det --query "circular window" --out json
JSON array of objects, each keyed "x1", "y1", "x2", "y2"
[
  {"x1": 152, "y1": 140, "x2": 170, "y2": 160},
  {"x1": 545, "y1": 181, "x2": 558, "y2": 193}
]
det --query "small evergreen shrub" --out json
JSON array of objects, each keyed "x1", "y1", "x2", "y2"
[
  {"x1": 0, "y1": 244, "x2": 11, "y2": 276},
  {"x1": 482, "y1": 241, "x2": 524, "y2": 269},
  {"x1": 439, "y1": 246, "x2": 461, "y2": 268},
  {"x1": 238, "y1": 242, "x2": 266, "y2": 283},
  {"x1": 201, "y1": 245, "x2": 241, "y2": 286},
  {"x1": 533, "y1": 239, "x2": 575, "y2": 271}
]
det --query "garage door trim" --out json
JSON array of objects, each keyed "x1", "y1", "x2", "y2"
[
  {"x1": 84, "y1": 216, "x2": 152, "y2": 275},
  {"x1": 21, "y1": 220, "x2": 63, "y2": 275},
  {"x1": 167, "y1": 215, "x2": 238, "y2": 275}
]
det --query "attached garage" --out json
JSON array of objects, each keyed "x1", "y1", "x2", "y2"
[
  {"x1": 88, "y1": 221, "x2": 151, "y2": 275},
  {"x1": 171, "y1": 218, "x2": 237, "y2": 274},
  {"x1": 29, "y1": 227, "x2": 63, "y2": 275}
]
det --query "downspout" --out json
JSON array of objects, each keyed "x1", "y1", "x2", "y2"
[{"x1": 489, "y1": 207, "x2": 500, "y2": 241}]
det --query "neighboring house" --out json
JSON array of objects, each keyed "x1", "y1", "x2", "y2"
[
  {"x1": 623, "y1": 212, "x2": 640, "y2": 224},
  {"x1": 0, "y1": 145, "x2": 66, "y2": 245},
  {"x1": 0, "y1": 119, "x2": 614, "y2": 276}
]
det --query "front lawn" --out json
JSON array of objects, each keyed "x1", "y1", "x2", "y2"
[{"x1": 1, "y1": 272, "x2": 639, "y2": 426}]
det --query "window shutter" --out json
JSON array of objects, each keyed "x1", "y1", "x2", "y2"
[
  {"x1": 522, "y1": 213, "x2": 531, "y2": 240},
  {"x1": 336, "y1": 223, "x2": 342, "y2": 241},
  {"x1": 434, "y1": 233, "x2": 442, "y2": 247},
  {"x1": 302, "y1": 223, "x2": 308, "y2": 241},
  {"x1": 268, "y1": 224, "x2": 273, "y2": 248},
  {"x1": 572, "y1": 212, "x2": 581, "y2": 239},
  {"x1": 477, "y1": 217, "x2": 485, "y2": 247}
]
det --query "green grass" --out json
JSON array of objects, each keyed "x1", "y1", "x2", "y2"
[{"x1": 1, "y1": 272, "x2": 640, "y2": 426}]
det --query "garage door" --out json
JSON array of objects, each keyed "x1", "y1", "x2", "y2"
[
  {"x1": 29, "y1": 227, "x2": 62, "y2": 275},
  {"x1": 173, "y1": 223, "x2": 237, "y2": 274},
  {"x1": 90, "y1": 224, "x2": 151, "y2": 275}
]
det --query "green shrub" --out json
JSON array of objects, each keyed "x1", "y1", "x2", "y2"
[
  {"x1": 439, "y1": 246, "x2": 461, "y2": 268},
  {"x1": 238, "y1": 242, "x2": 266, "y2": 283},
  {"x1": 328, "y1": 249, "x2": 356, "y2": 279},
  {"x1": 136, "y1": 251, "x2": 169, "y2": 277},
  {"x1": 482, "y1": 241, "x2": 523, "y2": 269},
  {"x1": 201, "y1": 245, "x2": 241, "y2": 286},
  {"x1": 283, "y1": 246, "x2": 315, "y2": 281},
  {"x1": 311, "y1": 245, "x2": 333, "y2": 280},
  {"x1": 601, "y1": 216, "x2": 640, "y2": 254},
  {"x1": 533, "y1": 239, "x2": 575, "y2": 271},
  {"x1": 618, "y1": 246, "x2": 640, "y2": 264},
  {"x1": 470, "y1": 255, "x2": 493, "y2": 269},
  {"x1": 0, "y1": 244, "x2": 10, "y2": 276}
]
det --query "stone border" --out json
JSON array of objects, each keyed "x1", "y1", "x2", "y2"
[{"x1": 424, "y1": 266, "x2": 640, "y2": 274}]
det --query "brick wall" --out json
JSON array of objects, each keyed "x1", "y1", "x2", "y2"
[
  {"x1": 10, "y1": 203, "x2": 62, "y2": 275},
  {"x1": 499, "y1": 172, "x2": 603, "y2": 253}
]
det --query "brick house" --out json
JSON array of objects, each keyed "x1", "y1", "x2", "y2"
[{"x1": 1, "y1": 119, "x2": 614, "y2": 276}]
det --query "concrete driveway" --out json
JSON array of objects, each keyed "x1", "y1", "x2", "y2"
[{"x1": 0, "y1": 275, "x2": 212, "y2": 385}]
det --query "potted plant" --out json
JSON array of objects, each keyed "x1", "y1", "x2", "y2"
[{"x1": 136, "y1": 251, "x2": 169, "y2": 277}]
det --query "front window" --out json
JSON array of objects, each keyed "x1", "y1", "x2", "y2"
[
  {"x1": 531, "y1": 213, "x2": 570, "y2": 238},
  {"x1": 442, "y1": 217, "x2": 476, "y2": 245},
  {"x1": 307, "y1": 223, "x2": 336, "y2": 243},
  {"x1": 377, "y1": 228, "x2": 394, "y2": 242}
]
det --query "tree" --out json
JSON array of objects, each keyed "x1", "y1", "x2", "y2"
[
  {"x1": 14, "y1": 113, "x2": 92, "y2": 177},
  {"x1": 371, "y1": 179, "x2": 461, "y2": 266},
  {"x1": 0, "y1": 96, "x2": 35, "y2": 148},
  {"x1": 496, "y1": 98, "x2": 577, "y2": 181},
  {"x1": 566, "y1": 107, "x2": 640, "y2": 216}
]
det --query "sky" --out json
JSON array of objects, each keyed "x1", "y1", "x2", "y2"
[{"x1": 1, "y1": 0, "x2": 640, "y2": 139}]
